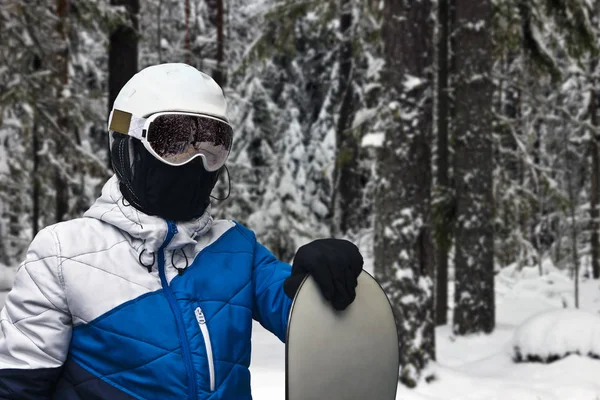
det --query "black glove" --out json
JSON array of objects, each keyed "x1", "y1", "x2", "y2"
[{"x1": 284, "y1": 239, "x2": 364, "y2": 310}]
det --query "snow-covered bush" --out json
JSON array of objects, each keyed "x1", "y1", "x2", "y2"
[{"x1": 512, "y1": 309, "x2": 600, "y2": 363}]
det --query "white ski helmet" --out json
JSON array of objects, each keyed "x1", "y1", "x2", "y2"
[{"x1": 108, "y1": 63, "x2": 229, "y2": 128}]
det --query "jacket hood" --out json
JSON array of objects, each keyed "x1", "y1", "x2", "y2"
[{"x1": 84, "y1": 175, "x2": 213, "y2": 255}]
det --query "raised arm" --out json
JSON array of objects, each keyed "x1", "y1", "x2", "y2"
[{"x1": 251, "y1": 241, "x2": 293, "y2": 343}]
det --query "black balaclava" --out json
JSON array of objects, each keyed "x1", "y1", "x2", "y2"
[{"x1": 111, "y1": 133, "x2": 220, "y2": 222}]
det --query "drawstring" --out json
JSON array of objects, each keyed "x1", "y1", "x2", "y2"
[
  {"x1": 171, "y1": 248, "x2": 189, "y2": 276},
  {"x1": 139, "y1": 248, "x2": 189, "y2": 275},
  {"x1": 139, "y1": 249, "x2": 156, "y2": 273}
]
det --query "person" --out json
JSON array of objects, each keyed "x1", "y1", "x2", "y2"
[{"x1": 0, "y1": 63, "x2": 363, "y2": 399}]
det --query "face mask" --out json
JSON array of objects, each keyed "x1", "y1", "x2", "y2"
[{"x1": 111, "y1": 135, "x2": 220, "y2": 221}]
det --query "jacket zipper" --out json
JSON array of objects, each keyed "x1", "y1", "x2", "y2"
[
  {"x1": 158, "y1": 221, "x2": 198, "y2": 400},
  {"x1": 195, "y1": 307, "x2": 215, "y2": 391}
]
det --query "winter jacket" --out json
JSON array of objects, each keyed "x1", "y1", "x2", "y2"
[{"x1": 0, "y1": 175, "x2": 293, "y2": 400}]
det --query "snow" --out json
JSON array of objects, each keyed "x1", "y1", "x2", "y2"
[
  {"x1": 512, "y1": 309, "x2": 600, "y2": 362},
  {"x1": 247, "y1": 258, "x2": 600, "y2": 399},
  {"x1": 400, "y1": 355, "x2": 600, "y2": 400},
  {"x1": 249, "y1": 321, "x2": 286, "y2": 398},
  {"x1": 361, "y1": 132, "x2": 385, "y2": 147},
  {"x1": 404, "y1": 74, "x2": 424, "y2": 91},
  {"x1": 352, "y1": 107, "x2": 379, "y2": 130}
]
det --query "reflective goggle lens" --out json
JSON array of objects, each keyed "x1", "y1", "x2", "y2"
[{"x1": 146, "y1": 114, "x2": 233, "y2": 170}]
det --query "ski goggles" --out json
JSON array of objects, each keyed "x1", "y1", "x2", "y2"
[{"x1": 109, "y1": 109, "x2": 233, "y2": 171}]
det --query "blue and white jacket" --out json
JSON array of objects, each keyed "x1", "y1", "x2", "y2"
[{"x1": 0, "y1": 175, "x2": 293, "y2": 399}]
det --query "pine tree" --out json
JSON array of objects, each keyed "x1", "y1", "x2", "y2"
[
  {"x1": 109, "y1": 0, "x2": 140, "y2": 115},
  {"x1": 374, "y1": 0, "x2": 435, "y2": 387},
  {"x1": 434, "y1": 0, "x2": 451, "y2": 326},
  {"x1": 489, "y1": 0, "x2": 599, "y2": 278},
  {"x1": 222, "y1": 0, "x2": 338, "y2": 258},
  {"x1": 591, "y1": 64, "x2": 600, "y2": 279},
  {"x1": 452, "y1": 0, "x2": 495, "y2": 335},
  {"x1": 0, "y1": 0, "x2": 110, "y2": 262},
  {"x1": 586, "y1": 3, "x2": 600, "y2": 279},
  {"x1": 331, "y1": 0, "x2": 362, "y2": 237},
  {"x1": 54, "y1": 0, "x2": 70, "y2": 223}
]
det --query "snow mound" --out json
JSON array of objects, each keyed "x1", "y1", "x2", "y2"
[
  {"x1": 495, "y1": 261, "x2": 575, "y2": 325},
  {"x1": 500, "y1": 259, "x2": 561, "y2": 280},
  {"x1": 512, "y1": 309, "x2": 600, "y2": 363}
]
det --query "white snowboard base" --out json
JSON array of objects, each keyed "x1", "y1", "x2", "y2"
[{"x1": 286, "y1": 270, "x2": 399, "y2": 400}]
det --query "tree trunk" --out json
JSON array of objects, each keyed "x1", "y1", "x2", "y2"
[
  {"x1": 8, "y1": 166, "x2": 20, "y2": 255},
  {"x1": 185, "y1": 0, "x2": 191, "y2": 64},
  {"x1": 201, "y1": 0, "x2": 226, "y2": 86},
  {"x1": 213, "y1": 0, "x2": 226, "y2": 87},
  {"x1": 448, "y1": 0, "x2": 457, "y2": 127},
  {"x1": 375, "y1": 0, "x2": 435, "y2": 387},
  {"x1": 0, "y1": 222, "x2": 8, "y2": 266},
  {"x1": 532, "y1": 117, "x2": 542, "y2": 274},
  {"x1": 500, "y1": 51, "x2": 522, "y2": 267},
  {"x1": 32, "y1": 117, "x2": 40, "y2": 237},
  {"x1": 452, "y1": 0, "x2": 495, "y2": 335},
  {"x1": 108, "y1": 0, "x2": 140, "y2": 168},
  {"x1": 332, "y1": 0, "x2": 361, "y2": 237},
  {"x1": 31, "y1": 53, "x2": 42, "y2": 238},
  {"x1": 565, "y1": 134, "x2": 580, "y2": 307},
  {"x1": 435, "y1": 0, "x2": 450, "y2": 327},
  {"x1": 590, "y1": 72, "x2": 599, "y2": 279},
  {"x1": 157, "y1": 0, "x2": 163, "y2": 63},
  {"x1": 55, "y1": 0, "x2": 69, "y2": 223}
]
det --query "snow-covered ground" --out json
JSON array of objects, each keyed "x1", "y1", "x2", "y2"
[{"x1": 249, "y1": 260, "x2": 600, "y2": 399}]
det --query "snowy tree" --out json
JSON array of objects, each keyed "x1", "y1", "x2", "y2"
[
  {"x1": 330, "y1": 0, "x2": 364, "y2": 237},
  {"x1": 139, "y1": 0, "x2": 226, "y2": 83},
  {"x1": 243, "y1": 2, "x2": 337, "y2": 259},
  {"x1": 590, "y1": 59, "x2": 600, "y2": 279},
  {"x1": 3, "y1": 0, "x2": 600, "y2": 360},
  {"x1": 109, "y1": 0, "x2": 140, "y2": 161},
  {"x1": 374, "y1": 0, "x2": 436, "y2": 387},
  {"x1": 488, "y1": 0, "x2": 599, "y2": 281},
  {"x1": 434, "y1": 0, "x2": 452, "y2": 326},
  {"x1": 214, "y1": 0, "x2": 382, "y2": 258},
  {"x1": 0, "y1": 0, "x2": 111, "y2": 262},
  {"x1": 452, "y1": 0, "x2": 495, "y2": 335}
]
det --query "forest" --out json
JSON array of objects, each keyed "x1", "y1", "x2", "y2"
[{"x1": 1, "y1": 0, "x2": 600, "y2": 395}]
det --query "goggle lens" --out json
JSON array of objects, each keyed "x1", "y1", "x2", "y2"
[{"x1": 146, "y1": 114, "x2": 233, "y2": 170}]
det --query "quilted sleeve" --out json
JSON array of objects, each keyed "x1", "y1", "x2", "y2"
[
  {"x1": 251, "y1": 241, "x2": 293, "y2": 343},
  {"x1": 0, "y1": 227, "x2": 72, "y2": 399}
]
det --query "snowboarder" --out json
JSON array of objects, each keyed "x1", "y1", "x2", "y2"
[{"x1": 0, "y1": 63, "x2": 363, "y2": 399}]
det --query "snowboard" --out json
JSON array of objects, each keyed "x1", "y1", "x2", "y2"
[{"x1": 285, "y1": 270, "x2": 399, "y2": 400}]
